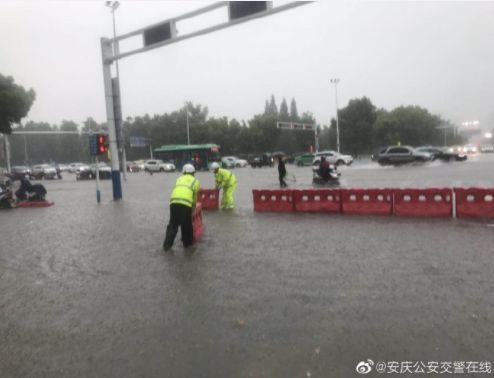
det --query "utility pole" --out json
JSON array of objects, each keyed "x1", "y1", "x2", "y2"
[
  {"x1": 186, "y1": 107, "x2": 190, "y2": 145},
  {"x1": 330, "y1": 78, "x2": 340, "y2": 153}
]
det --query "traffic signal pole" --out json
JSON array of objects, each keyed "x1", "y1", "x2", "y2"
[
  {"x1": 100, "y1": 2, "x2": 312, "y2": 200},
  {"x1": 100, "y1": 37, "x2": 122, "y2": 200}
]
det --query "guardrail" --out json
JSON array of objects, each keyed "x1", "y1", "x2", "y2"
[{"x1": 252, "y1": 188, "x2": 494, "y2": 219}]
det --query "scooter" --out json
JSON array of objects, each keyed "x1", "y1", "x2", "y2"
[{"x1": 312, "y1": 163, "x2": 341, "y2": 186}]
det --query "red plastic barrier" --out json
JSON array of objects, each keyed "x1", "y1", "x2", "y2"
[
  {"x1": 293, "y1": 189, "x2": 341, "y2": 213},
  {"x1": 455, "y1": 188, "x2": 494, "y2": 218},
  {"x1": 16, "y1": 200, "x2": 54, "y2": 208},
  {"x1": 341, "y1": 188, "x2": 393, "y2": 216},
  {"x1": 394, "y1": 188, "x2": 452, "y2": 217},
  {"x1": 192, "y1": 203, "x2": 204, "y2": 242},
  {"x1": 252, "y1": 189, "x2": 294, "y2": 212},
  {"x1": 198, "y1": 189, "x2": 219, "y2": 210}
]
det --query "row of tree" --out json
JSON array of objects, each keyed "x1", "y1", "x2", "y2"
[{"x1": 1, "y1": 72, "x2": 465, "y2": 165}]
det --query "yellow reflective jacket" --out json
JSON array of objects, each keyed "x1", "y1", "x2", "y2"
[
  {"x1": 215, "y1": 168, "x2": 236, "y2": 189},
  {"x1": 170, "y1": 174, "x2": 200, "y2": 208}
]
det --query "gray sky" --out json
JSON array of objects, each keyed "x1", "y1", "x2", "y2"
[{"x1": 1, "y1": 0, "x2": 493, "y2": 129}]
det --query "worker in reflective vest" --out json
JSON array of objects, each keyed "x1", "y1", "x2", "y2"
[
  {"x1": 210, "y1": 162, "x2": 237, "y2": 210},
  {"x1": 163, "y1": 164, "x2": 201, "y2": 251}
]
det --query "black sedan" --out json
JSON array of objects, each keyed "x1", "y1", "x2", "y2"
[{"x1": 416, "y1": 146, "x2": 467, "y2": 162}]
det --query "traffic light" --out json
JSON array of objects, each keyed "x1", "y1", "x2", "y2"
[{"x1": 96, "y1": 134, "x2": 109, "y2": 155}]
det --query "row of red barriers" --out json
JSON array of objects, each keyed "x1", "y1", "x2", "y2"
[
  {"x1": 252, "y1": 188, "x2": 494, "y2": 218},
  {"x1": 198, "y1": 189, "x2": 219, "y2": 210},
  {"x1": 192, "y1": 203, "x2": 204, "y2": 242}
]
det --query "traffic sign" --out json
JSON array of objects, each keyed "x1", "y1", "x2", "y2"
[{"x1": 277, "y1": 121, "x2": 315, "y2": 131}]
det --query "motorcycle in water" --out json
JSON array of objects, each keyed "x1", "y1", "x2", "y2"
[
  {"x1": 312, "y1": 163, "x2": 341, "y2": 186},
  {"x1": 11, "y1": 175, "x2": 53, "y2": 207}
]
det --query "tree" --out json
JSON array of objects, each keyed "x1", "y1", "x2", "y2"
[
  {"x1": 279, "y1": 97, "x2": 289, "y2": 121},
  {"x1": 290, "y1": 98, "x2": 298, "y2": 121},
  {"x1": 373, "y1": 106, "x2": 443, "y2": 148},
  {"x1": 267, "y1": 94, "x2": 278, "y2": 115},
  {"x1": 0, "y1": 74, "x2": 36, "y2": 134},
  {"x1": 337, "y1": 97, "x2": 377, "y2": 155}
]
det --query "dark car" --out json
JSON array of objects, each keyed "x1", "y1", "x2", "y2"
[
  {"x1": 416, "y1": 146, "x2": 467, "y2": 162},
  {"x1": 374, "y1": 146, "x2": 432, "y2": 165},
  {"x1": 249, "y1": 153, "x2": 274, "y2": 168}
]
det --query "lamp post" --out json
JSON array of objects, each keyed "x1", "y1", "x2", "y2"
[
  {"x1": 330, "y1": 78, "x2": 340, "y2": 153},
  {"x1": 105, "y1": 1, "x2": 127, "y2": 181},
  {"x1": 186, "y1": 107, "x2": 190, "y2": 145}
]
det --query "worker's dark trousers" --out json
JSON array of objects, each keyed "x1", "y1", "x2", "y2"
[{"x1": 163, "y1": 203, "x2": 193, "y2": 250}]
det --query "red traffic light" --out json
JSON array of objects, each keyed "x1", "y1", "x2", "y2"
[{"x1": 96, "y1": 134, "x2": 109, "y2": 155}]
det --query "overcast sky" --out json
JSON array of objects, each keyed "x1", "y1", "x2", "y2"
[{"x1": 1, "y1": 0, "x2": 493, "y2": 130}]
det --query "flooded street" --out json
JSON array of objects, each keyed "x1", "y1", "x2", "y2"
[{"x1": 1, "y1": 155, "x2": 494, "y2": 377}]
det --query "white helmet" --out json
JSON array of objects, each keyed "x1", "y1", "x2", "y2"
[
  {"x1": 182, "y1": 164, "x2": 195, "y2": 174},
  {"x1": 210, "y1": 162, "x2": 220, "y2": 170}
]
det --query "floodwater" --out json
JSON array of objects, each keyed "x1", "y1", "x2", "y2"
[{"x1": 1, "y1": 154, "x2": 494, "y2": 377}]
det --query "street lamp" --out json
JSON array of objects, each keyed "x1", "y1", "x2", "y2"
[{"x1": 330, "y1": 78, "x2": 340, "y2": 153}]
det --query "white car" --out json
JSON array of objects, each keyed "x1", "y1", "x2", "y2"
[
  {"x1": 462, "y1": 144, "x2": 478, "y2": 154},
  {"x1": 144, "y1": 159, "x2": 176, "y2": 172},
  {"x1": 221, "y1": 157, "x2": 236, "y2": 168},
  {"x1": 134, "y1": 159, "x2": 147, "y2": 170},
  {"x1": 232, "y1": 157, "x2": 248, "y2": 167},
  {"x1": 480, "y1": 144, "x2": 494, "y2": 153},
  {"x1": 68, "y1": 162, "x2": 90, "y2": 173},
  {"x1": 313, "y1": 150, "x2": 354, "y2": 166},
  {"x1": 30, "y1": 164, "x2": 57, "y2": 180}
]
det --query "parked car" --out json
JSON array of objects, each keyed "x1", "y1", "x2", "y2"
[
  {"x1": 126, "y1": 161, "x2": 141, "y2": 172},
  {"x1": 313, "y1": 150, "x2": 354, "y2": 166},
  {"x1": 56, "y1": 163, "x2": 69, "y2": 172},
  {"x1": 11, "y1": 165, "x2": 31, "y2": 177},
  {"x1": 134, "y1": 159, "x2": 147, "y2": 170},
  {"x1": 462, "y1": 144, "x2": 478, "y2": 154},
  {"x1": 295, "y1": 153, "x2": 315, "y2": 166},
  {"x1": 144, "y1": 159, "x2": 176, "y2": 172},
  {"x1": 221, "y1": 156, "x2": 237, "y2": 168},
  {"x1": 231, "y1": 156, "x2": 248, "y2": 167},
  {"x1": 90, "y1": 163, "x2": 112, "y2": 179},
  {"x1": 68, "y1": 162, "x2": 90, "y2": 173},
  {"x1": 374, "y1": 146, "x2": 431, "y2": 165},
  {"x1": 30, "y1": 164, "x2": 57, "y2": 180},
  {"x1": 480, "y1": 144, "x2": 494, "y2": 153},
  {"x1": 249, "y1": 153, "x2": 274, "y2": 168},
  {"x1": 415, "y1": 146, "x2": 467, "y2": 162}
]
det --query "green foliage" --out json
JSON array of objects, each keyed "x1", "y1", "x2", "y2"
[
  {"x1": 279, "y1": 98, "x2": 289, "y2": 121},
  {"x1": 1, "y1": 93, "x2": 460, "y2": 165},
  {"x1": 0, "y1": 74, "x2": 36, "y2": 134}
]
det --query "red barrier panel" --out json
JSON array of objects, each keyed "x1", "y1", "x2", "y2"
[
  {"x1": 16, "y1": 200, "x2": 54, "y2": 208},
  {"x1": 252, "y1": 189, "x2": 294, "y2": 212},
  {"x1": 198, "y1": 189, "x2": 219, "y2": 210},
  {"x1": 455, "y1": 188, "x2": 494, "y2": 218},
  {"x1": 341, "y1": 188, "x2": 393, "y2": 216},
  {"x1": 394, "y1": 188, "x2": 452, "y2": 217},
  {"x1": 293, "y1": 189, "x2": 341, "y2": 213},
  {"x1": 192, "y1": 203, "x2": 204, "y2": 242}
]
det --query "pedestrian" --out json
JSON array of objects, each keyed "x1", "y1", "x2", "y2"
[
  {"x1": 210, "y1": 162, "x2": 237, "y2": 210},
  {"x1": 277, "y1": 156, "x2": 287, "y2": 188},
  {"x1": 163, "y1": 164, "x2": 200, "y2": 251}
]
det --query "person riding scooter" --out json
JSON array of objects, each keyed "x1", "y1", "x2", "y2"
[
  {"x1": 14, "y1": 174, "x2": 47, "y2": 201},
  {"x1": 319, "y1": 156, "x2": 331, "y2": 181}
]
